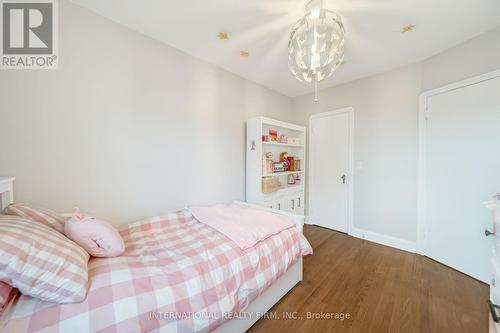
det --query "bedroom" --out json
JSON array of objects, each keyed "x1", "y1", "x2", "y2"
[{"x1": 0, "y1": 0, "x2": 499, "y2": 332}]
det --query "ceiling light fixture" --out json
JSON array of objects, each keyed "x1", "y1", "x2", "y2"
[
  {"x1": 288, "y1": 0, "x2": 345, "y2": 102},
  {"x1": 240, "y1": 51, "x2": 249, "y2": 57}
]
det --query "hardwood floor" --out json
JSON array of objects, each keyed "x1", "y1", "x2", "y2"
[{"x1": 247, "y1": 225, "x2": 489, "y2": 333}]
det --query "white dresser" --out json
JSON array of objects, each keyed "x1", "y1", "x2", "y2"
[{"x1": 486, "y1": 199, "x2": 500, "y2": 333}]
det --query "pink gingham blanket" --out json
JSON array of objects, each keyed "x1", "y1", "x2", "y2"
[
  {"x1": 190, "y1": 203, "x2": 295, "y2": 250},
  {"x1": 1, "y1": 211, "x2": 312, "y2": 333}
]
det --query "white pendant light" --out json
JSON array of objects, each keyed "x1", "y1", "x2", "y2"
[{"x1": 288, "y1": 0, "x2": 345, "y2": 101}]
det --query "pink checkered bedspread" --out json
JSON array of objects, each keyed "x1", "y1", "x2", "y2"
[{"x1": 0, "y1": 211, "x2": 312, "y2": 333}]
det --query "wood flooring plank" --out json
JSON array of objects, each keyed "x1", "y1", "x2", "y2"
[{"x1": 246, "y1": 226, "x2": 489, "y2": 333}]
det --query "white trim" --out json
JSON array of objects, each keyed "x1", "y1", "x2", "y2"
[
  {"x1": 308, "y1": 107, "x2": 354, "y2": 235},
  {"x1": 351, "y1": 227, "x2": 417, "y2": 253},
  {"x1": 417, "y1": 69, "x2": 500, "y2": 255}
]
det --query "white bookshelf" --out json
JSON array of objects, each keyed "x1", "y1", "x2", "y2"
[{"x1": 246, "y1": 117, "x2": 306, "y2": 214}]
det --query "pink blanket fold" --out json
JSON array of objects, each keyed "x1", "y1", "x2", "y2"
[{"x1": 190, "y1": 203, "x2": 295, "y2": 250}]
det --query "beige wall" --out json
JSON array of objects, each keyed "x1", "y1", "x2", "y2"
[
  {"x1": 293, "y1": 26, "x2": 500, "y2": 243},
  {"x1": 293, "y1": 64, "x2": 422, "y2": 241},
  {"x1": 0, "y1": 1, "x2": 292, "y2": 225}
]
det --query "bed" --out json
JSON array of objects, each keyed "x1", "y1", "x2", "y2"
[{"x1": 0, "y1": 179, "x2": 312, "y2": 333}]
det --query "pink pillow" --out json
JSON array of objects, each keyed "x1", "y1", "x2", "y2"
[
  {"x1": 3, "y1": 203, "x2": 66, "y2": 233},
  {"x1": 64, "y1": 209, "x2": 125, "y2": 258},
  {"x1": 0, "y1": 215, "x2": 89, "y2": 303}
]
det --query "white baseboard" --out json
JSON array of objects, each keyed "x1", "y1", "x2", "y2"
[{"x1": 350, "y1": 228, "x2": 416, "y2": 253}]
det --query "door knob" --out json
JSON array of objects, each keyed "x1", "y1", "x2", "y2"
[
  {"x1": 485, "y1": 229, "x2": 495, "y2": 237},
  {"x1": 341, "y1": 174, "x2": 346, "y2": 184}
]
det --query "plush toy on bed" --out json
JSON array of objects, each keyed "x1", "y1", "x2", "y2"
[{"x1": 64, "y1": 208, "x2": 125, "y2": 258}]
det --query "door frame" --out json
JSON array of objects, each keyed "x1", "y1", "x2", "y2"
[
  {"x1": 308, "y1": 107, "x2": 354, "y2": 234},
  {"x1": 417, "y1": 69, "x2": 500, "y2": 255}
]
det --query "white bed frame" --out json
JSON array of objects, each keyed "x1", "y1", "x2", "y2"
[
  {"x1": 214, "y1": 201, "x2": 305, "y2": 333},
  {"x1": 0, "y1": 177, "x2": 15, "y2": 211},
  {"x1": 0, "y1": 180, "x2": 304, "y2": 333}
]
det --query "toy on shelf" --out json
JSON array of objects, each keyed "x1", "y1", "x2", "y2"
[
  {"x1": 295, "y1": 173, "x2": 301, "y2": 184},
  {"x1": 269, "y1": 130, "x2": 278, "y2": 142},
  {"x1": 273, "y1": 162, "x2": 286, "y2": 173},
  {"x1": 280, "y1": 152, "x2": 291, "y2": 171},
  {"x1": 288, "y1": 156, "x2": 295, "y2": 170},
  {"x1": 262, "y1": 152, "x2": 274, "y2": 174},
  {"x1": 265, "y1": 130, "x2": 301, "y2": 145},
  {"x1": 290, "y1": 158, "x2": 301, "y2": 172}
]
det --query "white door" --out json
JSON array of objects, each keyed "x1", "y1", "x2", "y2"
[
  {"x1": 309, "y1": 108, "x2": 353, "y2": 232},
  {"x1": 423, "y1": 75, "x2": 500, "y2": 283}
]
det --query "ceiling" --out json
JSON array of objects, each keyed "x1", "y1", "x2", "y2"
[{"x1": 70, "y1": 0, "x2": 500, "y2": 97}]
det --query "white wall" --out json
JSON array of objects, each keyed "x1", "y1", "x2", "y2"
[
  {"x1": 0, "y1": 1, "x2": 292, "y2": 225},
  {"x1": 422, "y1": 26, "x2": 500, "y2": 91},
  {"x1": 294, "y1": 65, "x2": 422, "y2": 242},
  {"x1": 293, "y1": 26, "x2": 500, "y2": 244}
]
